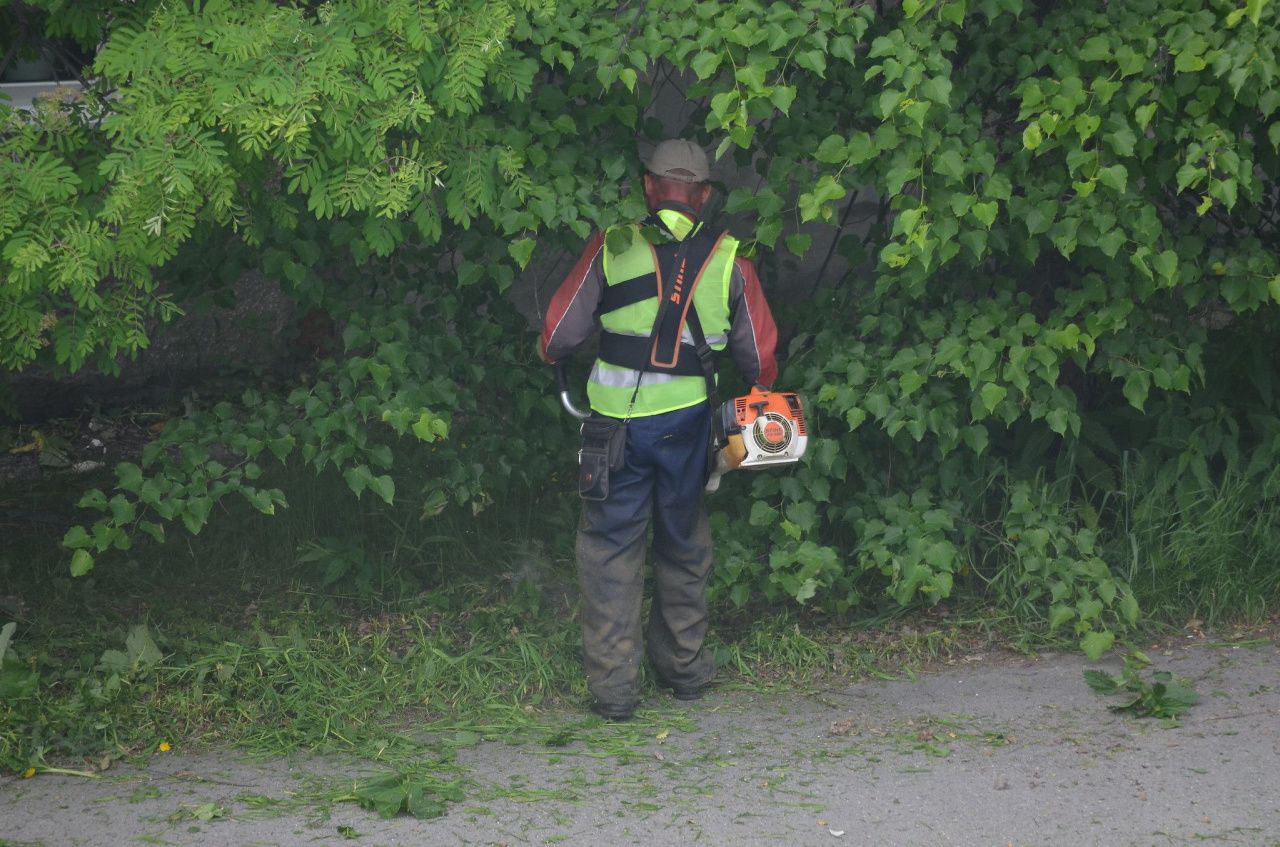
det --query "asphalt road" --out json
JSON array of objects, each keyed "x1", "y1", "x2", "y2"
[{"x1": 3, "y1": 638, "x2": 1278, "y2": 847}]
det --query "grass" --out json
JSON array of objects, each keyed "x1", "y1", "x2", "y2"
[
  {"x1": 0, "y1": 464, "x2": 1006, "y2": 786},
  {"x1": 1114, "y1": 459, "x2": 1280, "y2": 627},
  {"x1": 4, "y1": 447, "x2": 1274, "y2": 824}
]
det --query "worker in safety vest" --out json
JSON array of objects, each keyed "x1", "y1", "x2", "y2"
[{"x1": 541, "y1": 139, "x2": 778, "y2": 720}]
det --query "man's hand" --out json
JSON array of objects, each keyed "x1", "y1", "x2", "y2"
[{"x1": 535, "y1": 335, "x2": 552, "y2": 364}]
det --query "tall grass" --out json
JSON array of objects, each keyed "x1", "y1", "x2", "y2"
[{"x1": 1115, "y1": 458, "x2": 1280, "y2": 625}]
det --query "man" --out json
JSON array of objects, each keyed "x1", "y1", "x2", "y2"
[{"x1": 541, "y1": 138, "x2": 778, "y2": 720}]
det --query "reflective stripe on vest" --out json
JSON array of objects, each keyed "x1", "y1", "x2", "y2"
[{"x1": 589, "y1": 218, "x2": 736, "y2": 417}]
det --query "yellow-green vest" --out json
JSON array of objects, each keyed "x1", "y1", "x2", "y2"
[{"x1": 589, "y1": 212, "x2": 737, "y2": 417}]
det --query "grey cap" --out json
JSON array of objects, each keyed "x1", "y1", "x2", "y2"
[{"x1": 643, "y1": 139, "x2": 711, "y2": 183}]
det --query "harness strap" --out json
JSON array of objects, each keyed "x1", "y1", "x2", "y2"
[
  {"x1": 598, "y1": 272, "x2": 658, "y2": 314},
  {"x1": 684, "y1": 303, "x2": 719, "y2": 412},
  {"x1": 598, "y1": 334, "x2": 707, "y2": 377},
  {"x1": 596, "y1": 227, "x2": 723, "y2": 376}
]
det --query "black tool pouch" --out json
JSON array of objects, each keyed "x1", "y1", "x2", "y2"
[{"x1": 578, "y1": 415, "x2": 627, "y2": 501}]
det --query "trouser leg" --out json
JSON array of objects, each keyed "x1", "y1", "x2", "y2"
[
  {"x1": 644, "y1": 404, "x2": 716, "y2": 690},
  {"x1": 647, "y1": 507, "x2": 716, "y2": 689},
  {"x1": 576, "y1": 441, "x2": 652, "y2": 707}
]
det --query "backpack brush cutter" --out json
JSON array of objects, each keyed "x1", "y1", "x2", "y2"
[{"x1": 556, "y1": 365, "x2": 808, "y2": 493}]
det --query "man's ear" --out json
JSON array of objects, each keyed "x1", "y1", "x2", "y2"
[{"x1": 697, "y1": 182, "x2": 713, "y2": 207}]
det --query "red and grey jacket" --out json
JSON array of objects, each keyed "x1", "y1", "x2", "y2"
[{"x1": 541, "y1": 211, "x2": 779, "y2": 417}]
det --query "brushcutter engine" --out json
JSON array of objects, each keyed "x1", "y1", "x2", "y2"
[{"x1": 705, "y1": 387, "x2": 808, "y2": 493}]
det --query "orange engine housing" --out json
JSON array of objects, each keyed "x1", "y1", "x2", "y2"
[{"x1": 713, "y1": 387, "x2": 808, "y2": 471}]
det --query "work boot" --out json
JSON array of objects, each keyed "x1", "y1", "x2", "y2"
[
  {"x1": 669, "y1": 683, "x2": 705, "y2": 701},
  {"x1": 589, "y1": 699, "x2": 635, "y2": 721},
  {"x1": 651, "y1": 669, "x2": 712, "y2": 701}
]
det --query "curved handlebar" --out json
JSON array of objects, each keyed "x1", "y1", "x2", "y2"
[{"x1": 555, "y1": 363, "x2": 590, "y2": 420}]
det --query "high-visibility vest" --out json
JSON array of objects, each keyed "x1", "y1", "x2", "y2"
[{"x1": 588, "y1": 209, "x2": 737, "y2": 417}]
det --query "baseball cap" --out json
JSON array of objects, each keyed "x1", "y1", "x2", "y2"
[{"x1": 643, "y1": 139, "x2": 711, "y2": 183}]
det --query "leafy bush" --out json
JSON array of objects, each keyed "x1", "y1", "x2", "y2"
[{"x1": 2, "y1": 0, "x2": 1279, "y2": 653}]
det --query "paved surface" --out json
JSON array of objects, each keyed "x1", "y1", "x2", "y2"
[{"x1": 2, "y1": 639, "x2": 1278, "y2": 846}]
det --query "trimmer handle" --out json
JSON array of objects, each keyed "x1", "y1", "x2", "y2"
[{"x1": 555, "y1": 362, "x2": 590, "y2": 420}]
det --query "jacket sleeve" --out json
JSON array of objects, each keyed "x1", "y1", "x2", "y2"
[
  {"x1": 541, "y1": 232, "x2": 606, "y2": 363},
  {"x1": 727, "y1": 255, "x2": 779, "y2": 387}
]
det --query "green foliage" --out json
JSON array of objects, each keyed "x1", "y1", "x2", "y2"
[
  {"x1": 1084, "y1": 651, "x2": 1200, "y2": 720},
  {"x1": 345, "y1": 769, "x2": 465, "y2": 820},
  {"x1": 0, "y1": 622, "x2": 39, "y2": 702},
  {"x1": 3, "y1": 0, "x2": 1280, "y2": 656}
]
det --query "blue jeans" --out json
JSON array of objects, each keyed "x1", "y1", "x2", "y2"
[{"x1": 576, "y1": 402, "x2": 716, "y2": 706}]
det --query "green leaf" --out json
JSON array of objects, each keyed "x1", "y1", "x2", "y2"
[
  {"x1": 898, "y1": 372, "x2": 926, "y2": 396},
  {"x1": 940, "y1": 0, "x2": 967, "y2": 26},
  {"x1": 1083, "y1": 668, "x2": 1120, "y2": 694},
  {"x1": 971, "y1": 201, "x2": 998, "y2": 228},
  {"x1": 1098, "y1": 164, "x2": 1127, "y2": 194},
  {"x1": 961, "y1": 425, "x2": 989, "y2": 455},
  {"x1": 785, "y1": 233, "x2": 812, "y2": 257},
  {"x1": 182, "y1": 496, "x2": 213, "y2": 535},
  {"x1": 1213, "y1": 178, "x2": 1238, "y2": 210},
  {"x1": 369, "y1": 475, "x2": 395, "y2": 505},
  {"x1": 1049, "y1": 604, "x2": 1075, "y2": 631},
  {"x1": 795, "y1": 50, "x2": 827, "y2": 77},
  {"x1": 815, "y1": 134, "x2": 848, "y2": 164},
  {"x1": 1105, "y1": 125, "x2": 1136, "y2": 156},
  {"x1": 748, "y1": 500, "x2": 776, "y2": 527},
  {"x1": 1174, "y1": 51, "x2": 1206, "y2": 73},
  {"x1": 1119, "y1": 593, "x2": 1140, "y2": 626},
  {"x1": 108, "y1": 494, "x2": 135, "y2": 525},
  {"x1": 1080, "y1": 630, "x2": 1115, "y2": 660},
  {"x1": 70, "y1": 549, "x2": 94, "y2": 577},
  {"x1": 980, "y1": 383, "x2": 1007, "y2": 413},
  {"x1": 507, "y1": 237, "x2": 535, "y2": 270},
  {"x1": 412, "y1": 412, "x2": 447, "y2": 442},
  {"x1": 139, "y1": 520, "x2": 165, "y2": 543},
  {"x1": 1123, "y1": 371, "x2": 1150, "y2": 411},
  {"x1": 77, "y1": 489, "x2": 108, "y2": 511},
  {"x1": 62, "y1": 525, "x2": 92, "y2": 550},
  {"x1": 830, "y1": 35, "x2": 858, "y2": 66},
  {"x1": 769, "y1": 85, "x2": 797, "y2": 114},
  {"x1": 344, "y1": 465, "x2": 371, "y2": 498},
  {"x1": 1079, "y1": 36, "x2": 1110, "y2": 62},
  {"x1": 117, "y1": 462, "x2": 144, "y2": 491},
  {"x1": 935, "y1": 149, "x2": 965, "y2": 183},
  {"x1": 1151, "y1": 250, "x2": 1177, "y2": 286},
  {"x1": 1022, "y1": 123, "x2": 1043, "y2": 151},
  {"x1": 690, "y1": 51, "x2": 721, "y2": 80}
]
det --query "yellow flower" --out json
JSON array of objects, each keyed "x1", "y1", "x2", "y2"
[
  {"x1": 158, "y1": 741, "x2": 172, "y2": 752},
  {"x1": 22, "y1": 768, "x2": 36, "y2": 779}
]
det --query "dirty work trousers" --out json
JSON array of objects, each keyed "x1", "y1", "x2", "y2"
[{"x1": 576, "y1": 402, "x2": 716, "y2": 707}]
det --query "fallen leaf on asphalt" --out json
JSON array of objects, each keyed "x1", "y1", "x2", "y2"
[{"x1": 829, "y1": 718, "x2": 855, "y2": 736}]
